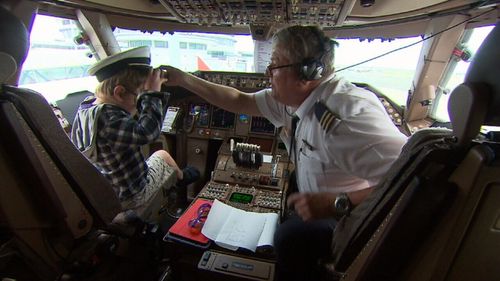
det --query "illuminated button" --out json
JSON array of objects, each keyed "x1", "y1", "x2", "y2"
[{"x1": 239, "y1": 114, "x2": 249, "y2": 123}]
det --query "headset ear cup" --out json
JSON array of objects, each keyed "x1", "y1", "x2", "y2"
[
  {"x1": 311, "y1": 63, "x2": 324, "y2": 80},
  {"x1": 301, "y1": 59, "x2": 324, "y2": 80}
]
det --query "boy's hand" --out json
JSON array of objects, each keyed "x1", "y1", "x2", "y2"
[{"x1": 144, "y1": 68, "x2": 168, "y2": 92}]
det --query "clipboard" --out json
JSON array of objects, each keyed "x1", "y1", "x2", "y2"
[{"x1": 164, "y1": 198, "x2": 212, "y2": 248}]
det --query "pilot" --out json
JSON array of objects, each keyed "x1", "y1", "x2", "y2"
[
  {"x1": 163, "y1": 26, "x2": 407, "y2": 280},
  {"x1": 71, "y1": 46, "x2": 199, "y2": 214}
]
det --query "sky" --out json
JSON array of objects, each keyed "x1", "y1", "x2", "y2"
[
  {"x1": 335, "y1": 37, "x2": 423, "y2": 70},
  {"x1": 30, "y1": 15, "x2": 66, "y2": 42}
]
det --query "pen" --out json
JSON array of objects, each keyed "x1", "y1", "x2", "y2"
[{"x1": 302, "y1": 139, "x2": 314, "y2": 151}]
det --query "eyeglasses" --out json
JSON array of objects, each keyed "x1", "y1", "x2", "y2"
[
  {"x1": 188, "y1": 203, "x2": 212, "y2": 233},
  {"x1": 265, "y1": 63, "x2": 299, "y2": 77}
]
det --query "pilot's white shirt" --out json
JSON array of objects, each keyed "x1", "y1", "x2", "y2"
[{"x1": 255, "y1": 75, "x2": 407, "y2": 193}]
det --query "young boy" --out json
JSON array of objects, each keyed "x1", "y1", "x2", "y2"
[{"x1": 71, "y1": 46, "x2": 198, "y2": 212}]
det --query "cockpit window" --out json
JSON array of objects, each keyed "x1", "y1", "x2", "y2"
[
  {"x1": 18, "y1": 15, "x2": 257, "y2": 103},
  {"x1": 431, "y1": 25, "x2": 495, "y2": 122},
  {"x1": 113, "y1": 28, "x2": 255, "y2": 72},
  {"x1": 334, "y1": 37, "x2": 423, "y2": 106},
  {"x1": 19, "y1": 14, "x2": 97, "y2": 103}
]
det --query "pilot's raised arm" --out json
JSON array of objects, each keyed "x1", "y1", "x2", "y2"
[
  {"x1": 166, "y1": 25, "x2": 407, "y2": 281},
  {"x1": 163, "y1": 65, "x2": 262, "y2": 117}
]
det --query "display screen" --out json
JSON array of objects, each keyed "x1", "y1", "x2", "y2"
[
  {"x1": 188, "y1": 103, "x2": 210, "y2": 127},
  {"x1": 229, "y1": 192, "x2": 253, "y2": 204},
  {"x1": 250, "y1": 116, "x2": 275, "y2": 134},
  {"x1": 238, "y1": 114, "x2": 250, "y2": 124},
  {"x1": 211, "y1": 106, "x2": 235, "y2": 129}
]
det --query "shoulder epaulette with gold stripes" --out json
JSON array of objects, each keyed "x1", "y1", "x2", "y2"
[{"x1": 314, "y1": 101, "x2": 339, "y2": 132}]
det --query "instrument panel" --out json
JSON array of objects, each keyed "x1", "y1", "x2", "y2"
[
  {"x1": 197, "y1": 182, "x2": 282, "y2": 214},
  {"x1": 159, "y1": 0, "x2": 344, "y2": 27},
  {"x1": 197, "y1": 144, "x2": 289, "y2": 215},
  {"x1": 195, "y1": 71, "x2": 271, "y2": 90},
  {"x1": 173, "y1": 101, "x2": 276, "y2": 140},
  {"x1": 164, "y1": 71, "x2": 277, "y2": 142}
]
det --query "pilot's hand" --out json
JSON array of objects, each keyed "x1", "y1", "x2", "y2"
[
  {"x1": 144, "y1": 67, "x2": 168, "y2": 92},
  {"x1": 287, "y1": 192, "x2": 336, "y2": 221},
  {"x1": 159, "y1": 65, "x2": 185, "y2": 87}
]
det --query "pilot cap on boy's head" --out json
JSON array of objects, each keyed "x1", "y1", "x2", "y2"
[{"x1": 88, "y1": 46, "x2": 151, "y2": 82}]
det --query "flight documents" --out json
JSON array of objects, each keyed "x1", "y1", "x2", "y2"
[{"x1": 201, "y1": 199, "x2": 279, "y2": 252}]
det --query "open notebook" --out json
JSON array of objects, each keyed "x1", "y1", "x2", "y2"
[{"x1": 201, "y1": 199, "x2": 279, "y2": 252}]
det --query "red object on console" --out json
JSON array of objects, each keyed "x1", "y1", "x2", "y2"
[{"x1": 164, "y1": 198, "x2": 213, "y2": 248}]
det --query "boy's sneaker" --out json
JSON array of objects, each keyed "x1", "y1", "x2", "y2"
[
  {"x1": 177, "y1": 165, "x2": 200, "y2": 187},
  {"x1": 168, "y1": 166, "x2": 201, "y2": 218}
]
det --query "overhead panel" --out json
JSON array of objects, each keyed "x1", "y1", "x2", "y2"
[
  {"x1": 158, "y1": 0, "x2": 345, "y2": 27},
  {"x1": 84, "y1": 0, "x2": 168, "y2": 14},
  {"x1": 289, "y1": 0, "x2": 343, "y2": 27}
]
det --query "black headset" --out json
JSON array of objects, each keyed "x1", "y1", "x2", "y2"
[{"x1": 299, "y1": 27, "x2": 328, "y2": 81}]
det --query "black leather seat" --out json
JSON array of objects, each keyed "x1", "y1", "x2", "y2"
[{"x1": 0, "y1": 6, "x2": 170, "y2": 280}]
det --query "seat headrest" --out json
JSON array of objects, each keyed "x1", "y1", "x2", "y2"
[
  {"x1": 0, "y1": 5, "x2": 29, "y2": 83},
  {"x1": 464, "y1": 23, "x2": 500, "y2": 126}
]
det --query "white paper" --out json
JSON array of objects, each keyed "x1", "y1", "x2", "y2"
[
  {"x1": 201, "y1": 200, "x2": 232, "y2": 238},
  {"x1": 257, "y1": 213, "x2": 279, "y2": 247},
  {"x1": 263, "y1": 154, "x2": 273, "y2": 163},
  {"x1": 201, "y1": 199, "x2": 279, "y2": 252},
  {"x1": 254, "y1": 39, "x2": 272, "y2": 73}
]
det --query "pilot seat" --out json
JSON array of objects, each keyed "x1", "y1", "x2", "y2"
[
  {"x1": 327, "y1": 23, "x2": 500, "y2": 281},
  {"x1": 0, "y1": 5, "x2": 174, "y2": 281}
]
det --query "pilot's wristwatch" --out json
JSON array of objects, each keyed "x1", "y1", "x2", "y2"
[{"x1": 334, "y1": 192, "x2": 352, "y2": 220}]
